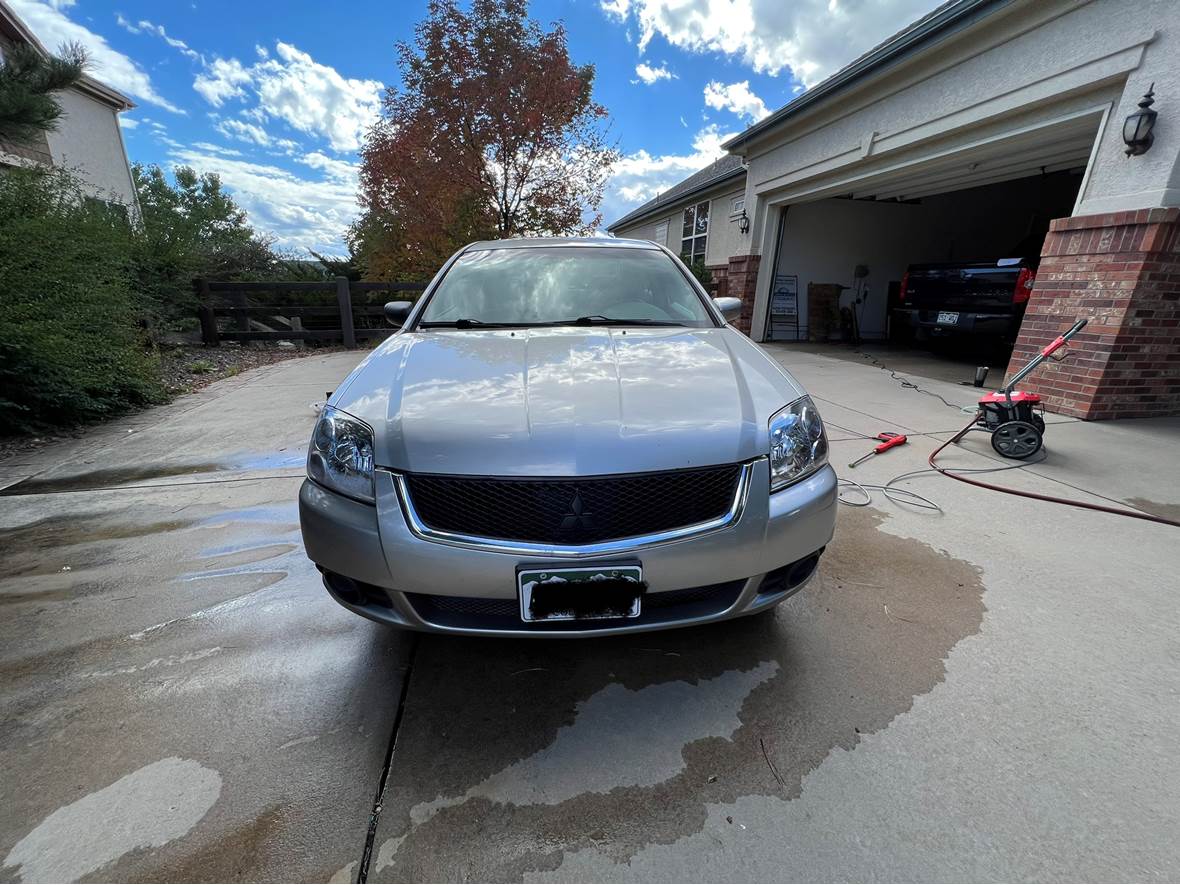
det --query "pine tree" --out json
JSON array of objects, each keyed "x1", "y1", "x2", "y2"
[{"x1": 0, "y1": 41, "x2": 88, "y2": 145}]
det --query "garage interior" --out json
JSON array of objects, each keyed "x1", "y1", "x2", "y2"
[{"x1": 761, "y1": 110, "x2": 1103, "y2": 350}]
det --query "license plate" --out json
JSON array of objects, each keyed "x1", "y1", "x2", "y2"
[
  {"x1": 937, "y1": 311, "x2": 959, "y2": 325},
  {"x1": 518, "y1": 565, "x2": 643, "y2": 622}
]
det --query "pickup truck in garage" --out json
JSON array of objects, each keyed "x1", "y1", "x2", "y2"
[{"x1": 893, "y1": 258, "x2": 1037, "y2": 344}]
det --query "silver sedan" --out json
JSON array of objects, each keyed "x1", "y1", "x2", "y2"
[{"x1": 299, "y1": 237, "x2": 836, "y2": 636}]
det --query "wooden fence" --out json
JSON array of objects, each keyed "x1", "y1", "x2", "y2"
[{"x1": 195, "y1": 277, "x2": 427, "y2": 347}]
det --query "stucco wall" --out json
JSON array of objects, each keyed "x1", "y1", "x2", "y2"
[
  {"x1": 613, "y1": 183, "x2": 749, "y2": 267},
  {"x1": 44, "y1": 89, "x2": 137, "y2": 207}
]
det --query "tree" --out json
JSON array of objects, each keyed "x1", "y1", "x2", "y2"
[
  {"x1": 355, "y1": 0, "x2": 618, "y2": 279},
  {"x1": 132, "y1": 163, "x2": 278, "y2": 330},
  {"x1": 0, "y1": 42, "x2": 87, "y2": 145}
]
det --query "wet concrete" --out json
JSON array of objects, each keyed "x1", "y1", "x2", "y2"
[
  {"x1": 0, "y1": 354, "x2": 406, "y2": 883},
  {"x1": 2, "y1": 347, "x2": 1179, "y2": 882},
  {"x1": 369, "y1": 508, "x2": 985, "y2": 881}
]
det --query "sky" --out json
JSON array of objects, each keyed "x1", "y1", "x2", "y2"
[{"x1": 10, "y1": 0, "x2": 945, "y2": 257}]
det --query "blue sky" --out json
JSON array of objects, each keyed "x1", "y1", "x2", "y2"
[{"x1": 11, "y1": 0, "x2": 942, "y2": 256}]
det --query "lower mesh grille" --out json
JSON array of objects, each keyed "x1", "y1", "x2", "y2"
[{"x1": 404, "y1": 579, "x2": 744, "y2": 630}]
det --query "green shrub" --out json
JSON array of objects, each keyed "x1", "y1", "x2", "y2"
[
  {"x1": 0, "y1": 167, "x2": 163, "y2": 433},
  {"x1": 687, "y1": 259, "x2": 714, "y2": 290}
]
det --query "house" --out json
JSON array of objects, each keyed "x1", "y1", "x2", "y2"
[
  {"x1": 0, "y1": 0, "x2": 138, "y2": 212},
  {"x1": 610, "y1": 0, "x2": 1179, "y2": 420}
]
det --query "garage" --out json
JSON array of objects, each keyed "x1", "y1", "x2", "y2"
[
  {"x1": 743, "y1": 62, "x2": 1122, "y2": 347},
  {"x1": 760, "y1": 166, "x2": 1088, "y2": 345},
  {"x1": 716, "y1": 0, "x2": 1178, "y2": 420}
]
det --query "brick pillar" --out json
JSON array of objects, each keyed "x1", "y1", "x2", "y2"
[
  {"x1": 1007, "y1": 208, "x2": 1180, "y2": 420},
  {"x1": 725, "y1": 254, "x2": 761, "y2": 336},
  {"x1": 708, "y1": 263, "x2": 729, "y2": 299}
]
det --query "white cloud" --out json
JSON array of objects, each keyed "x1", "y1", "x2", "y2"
[
  {"x1": 118, "y1": 116, "x2": 139, "y2": 129},
  {"x1": 116, "y1": 14, "x2": 203, "y2": 63},
  {"x1": 191, "y1": 141, "x2": 242, "y2": 156},
  {"x1": 297, "y1": 151, "x2": 358, "y2": 184},
  {"x1": 703, "y1": 80, "x2": 770, "y2": 122},
  {"x1": 601, "y1": 0, "x2": 945, "y2": 87},
  {"x1": 215, "y1": 117, "x2": 270, "y2": 145},
  {"x1": 214, "y1": 117, "x2": 300, "y2": 155},
  {"x1": 632, "y1": 61, "x2": 676, "y2": 85},
  {"x1": 166, "y1": 147, "x2": 360, "y2": 253},
  {"x1": 605, "y1": 124, "x2": 738, "y2": 224},
  {"x1": 193, "y1": 42, "x2": 382, "y2": 152},
  {"x1": 9, "y1": 0, "x2": 183, "y2": 111},
  {"x1": 194, "y1": 57, "x2": 252, "y2": 106}
]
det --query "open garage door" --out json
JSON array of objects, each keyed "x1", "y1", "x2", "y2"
[{"x1": 761, "y1": 108, "x2": 1103, "y2": 346}]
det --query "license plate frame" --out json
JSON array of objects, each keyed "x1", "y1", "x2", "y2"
[
  {"x1": 936, "y1": 310, "x2": 960, "y2": 325},
  {"x1": 517, "y1": 564, "x2": 643, "y2": 622}
]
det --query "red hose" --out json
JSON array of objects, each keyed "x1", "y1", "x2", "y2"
[{"x1": 930, "y1": 417, "x2": 1180, "y2": 528}]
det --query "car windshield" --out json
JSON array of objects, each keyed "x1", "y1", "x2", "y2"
[{"x1": 416, "y1": 246, "x2": 715, "y2": 328}]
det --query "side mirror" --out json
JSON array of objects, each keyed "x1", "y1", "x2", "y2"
[
  {"x1": 384, "y1": 301, "x2": 413, "y2": 326},
  {"x1": 712, "y1": 297, "x2": 742, "y2": 323}
]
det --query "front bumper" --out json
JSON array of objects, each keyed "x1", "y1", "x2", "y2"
[
  {"x1": 298, "y1": 459, "x2": 837, "y2": 637},
  {"x1": 894, "y1": 308, "x2": 1019, "y2": 337}
]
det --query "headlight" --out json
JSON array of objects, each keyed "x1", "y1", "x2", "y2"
[
  {"x1": 307, "y1": 405, "x2": 375, "y2": 503},
  {"x1": 768, "y1": 396, "x2": 828, "y2": 491}
]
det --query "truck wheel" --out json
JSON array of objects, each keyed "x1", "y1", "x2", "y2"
[{"x1": 991, "y1": 420, "x2": 1042, "y2": 459}]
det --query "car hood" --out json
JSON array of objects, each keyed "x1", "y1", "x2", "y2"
[{"x1": 331, "y1": 327, "x2": 805, "y2": 476}]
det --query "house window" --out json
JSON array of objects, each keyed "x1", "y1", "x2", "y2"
[
  {"x1": 681, "y1": 200, "x2": 709, "y2": 264},
  {"x1": 732, "y1": 197, "x2": 745, "y2": 214},
  {"x1": 653, "y1": 220, "x2": 669, "y2": 246}
]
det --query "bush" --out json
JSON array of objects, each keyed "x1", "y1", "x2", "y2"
[
  {"x1": 0, "y1": 168, "x2": 163, "y2": 433},
  {"x1": 687, "y1": 259, "x2": 714, "y2": 291}
]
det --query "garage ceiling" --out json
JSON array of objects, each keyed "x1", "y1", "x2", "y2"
[{"x1": 830, "y1": 111, "x2": 1101, "y2": 203}]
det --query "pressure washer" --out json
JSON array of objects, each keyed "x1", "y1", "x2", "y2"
[{"x1": 966, "y1": 317, "x2": 1088, "y2": 459}]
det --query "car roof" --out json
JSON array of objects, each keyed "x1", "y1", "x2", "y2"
[{"x1": 462, "y1": 236, "x2": 660, "y2": 252}]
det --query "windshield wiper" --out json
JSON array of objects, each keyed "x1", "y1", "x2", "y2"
[
  {"x1": 419, "y1": 319, "x2": 548, "y2": 329},
  {"x1": 570, "y1": 315, "x2": 685, "y2": 327}
]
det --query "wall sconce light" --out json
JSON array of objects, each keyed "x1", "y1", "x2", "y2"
[
  {"x1": 1123, "y1": 83, "x2": 1158, "y2": 156},
  {"x1": 738, "y1": 209, "x2": 750, "y2": 235}
]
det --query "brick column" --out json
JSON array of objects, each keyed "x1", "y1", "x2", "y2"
[
  {"x1": 1007, "y1": 208, "x2": 1180, "y2": 420},
  {"x1": 725, "y1": 254, "x2": 761, "y2": 336}
]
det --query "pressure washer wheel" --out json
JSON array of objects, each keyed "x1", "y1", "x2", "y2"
[{"x1": 990, "y1": 420, "x2": 1043, "y2": 459}]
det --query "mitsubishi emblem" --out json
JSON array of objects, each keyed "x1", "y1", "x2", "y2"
[{"x1": 560, "y1": 490, "x2": 594, "y2": 532}]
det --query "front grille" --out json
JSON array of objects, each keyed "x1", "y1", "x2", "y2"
[{"x1": 403, "y1": 464, "x2": 742, "y2": 545}]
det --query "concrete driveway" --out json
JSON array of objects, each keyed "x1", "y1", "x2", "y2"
[{"x1": 1, "y1": 345, "x2": 1177, "y2": 883}]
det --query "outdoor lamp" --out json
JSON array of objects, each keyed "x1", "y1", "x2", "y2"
[
  {"x1": 1123, "y1": 84, "x2": 1158, "y2": 156},
  {"x1": 738, "y1": 209, "x2": 750, "y2": 234}
]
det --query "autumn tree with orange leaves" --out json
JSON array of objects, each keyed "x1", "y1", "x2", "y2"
[{"x1": 352, "y1": 0, "x2": 618, "y2": 279}]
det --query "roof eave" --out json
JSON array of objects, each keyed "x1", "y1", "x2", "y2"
[
  {"x1": 74, "y1": 75, "x2": 136, "y2": 111},
  {"x1": 606, "y1": 166, "x2": 747, "y2": 233},
  {"x1": 722, "y1": 0, "x2": 1011, "y2": 153}
]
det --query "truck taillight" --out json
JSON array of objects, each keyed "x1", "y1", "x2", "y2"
[
  {"x1": 899, "y1": 272, "x2": 909, "y2": 304},
  {"x1": 1014, "y1": 268, "x2": 1035, "y2": 303}
]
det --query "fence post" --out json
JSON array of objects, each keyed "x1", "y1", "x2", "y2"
[
  {"x1": 290, "y1": 316, "x2": 305, "y2": 349},
  {"x1": 232, "y1": 289, "x2": 249, "y2": 335},
  {"x1": 195, "y1": 278, "x2": 219, "y2": 346},
  {"x1": 336, "y1": 276, "x2": 356, "y2": 348}
]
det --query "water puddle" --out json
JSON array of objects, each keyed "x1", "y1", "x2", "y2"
[{"x1": 0, "y1": 451, "x2": 304, "y2": 496}]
